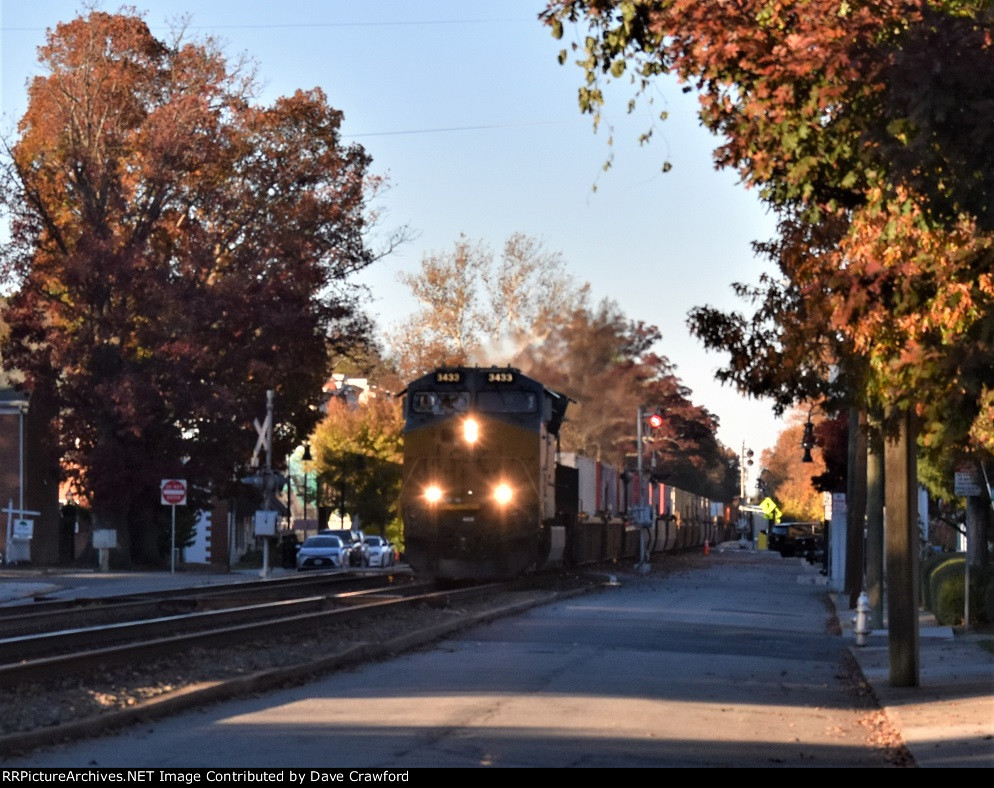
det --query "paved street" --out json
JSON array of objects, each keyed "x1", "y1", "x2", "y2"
[{"x1": 1, "y1": 546, "x2": 952, "y2": 768}]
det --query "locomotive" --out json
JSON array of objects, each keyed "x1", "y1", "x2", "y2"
[{"x1": 399, "y1": 365, "x2": 735, "y2": 582}]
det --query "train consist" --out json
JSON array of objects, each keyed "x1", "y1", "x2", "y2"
[{"x1": 399, "y1": 365, "x2": 736, "y2": 582}]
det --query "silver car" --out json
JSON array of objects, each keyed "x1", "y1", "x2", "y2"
[
  {"x1": 295, "y1": 535, "x2": 348, "y2": 570},
  {"x1": 363, "y1": 535, "x2": 396, "y2": 567}
]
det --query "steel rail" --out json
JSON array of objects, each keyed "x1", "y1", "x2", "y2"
[
  {"x1": 0, "y1": 571, "x2": 410, "y2": 636},
  {"x1": 0, "y1": 583, "x2": 503, "y2": 688}
]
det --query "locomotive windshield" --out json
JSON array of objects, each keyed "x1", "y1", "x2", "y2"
[
  {"x1": 476, "y1": 390, "x2": 537, "y2": 413},
  {"x1": 411, "y1": 390, "x2": 470, "y2": 414}
]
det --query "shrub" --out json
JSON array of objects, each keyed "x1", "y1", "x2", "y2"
[
  {"x1": 927, "y1": 555, "x2": 965, "y2": 615},
  {"x1": 920, "y1": 550, "x2": 951, "y2": 608},
  {"x1": 930, "y1": 558, "x2": 993, "y2": 626},
  {"x1": 936, "y1": 575, "x2": 966, "y2": 626}
]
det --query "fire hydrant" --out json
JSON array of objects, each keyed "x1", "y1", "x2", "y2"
[
  {"x1": 704, "y1": 539, "x2": 710, "y2": 556},
  {"x1": 853, "y1": 591, "x2": 871, "y2": 647}
]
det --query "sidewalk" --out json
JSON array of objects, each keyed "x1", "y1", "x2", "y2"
[{"x1": 830, "y1": 589, "x2": 994, "y2": 768}]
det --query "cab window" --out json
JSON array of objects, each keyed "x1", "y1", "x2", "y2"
[
  {"x1": 411, "y1": 391, "x2": 470, "y2": 414},
  {"x1": 476, "y1": 391, "x2": 537, "y2": 413}
]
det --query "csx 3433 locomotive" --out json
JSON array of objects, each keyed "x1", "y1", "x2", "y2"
[{"x1": 399, "y1": 366, "x2": 569, "y2": 581}]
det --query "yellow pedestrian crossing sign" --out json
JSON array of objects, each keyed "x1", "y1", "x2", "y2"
[{"x1": 759, "y1": 497, "x2": 782, "y2": 522}]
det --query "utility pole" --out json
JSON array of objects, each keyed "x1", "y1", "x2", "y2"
[
  {"x1": 261, "y1": 390, "x2": 274, "y2": 578},
  {"x1": 846, "y1": 407, "x2": 869, "y2": 608}
]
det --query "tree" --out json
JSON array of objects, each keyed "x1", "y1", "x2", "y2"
[
  {"x1": 0, "y1": 11, "x2": 379, "y2": 564},
  {"x1": 760, "y1": 409, "x2": 828, "y2": 522},
  {"x1": 390, "y1": 231, "x2": 736, "y2": 500},
  {"x1": 389, "y1": 235, "x2": 493, "y2": 379},
  {"x1": 518, "y1": 299, "x2": 736, "y2": 500},
  {"x1": 542, "y1": 0, "x2": 994, "y2": 679},
  {"x1": 311, "y1": 393, "x2": 404, "y2": 540},
  {"x1": 541, "y1": 0, "x2": 994, "y2": 455},
  {"x1": 387, "y1": 233, "x2": 589, "y2": 381}
]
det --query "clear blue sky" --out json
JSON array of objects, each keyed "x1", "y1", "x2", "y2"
[{"x1": 1, "y1": 1, "x2": 789, "y2": 486}]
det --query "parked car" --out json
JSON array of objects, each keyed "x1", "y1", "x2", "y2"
[
  {"x1": 363, "y1": 535, "x2": 395, "y2": 567},
  {"x1": 767, "y1": 522, "x2": 824, "y2": 560},
  {"x1": 295, "y1": 534, "x2": 348, "y2": 571},
  {"x1": 767, "y1": 524, "x2": 794, "y2": 556},
  {"x1": 321, "y1": 529, "x2": 367, "y2": 566}
]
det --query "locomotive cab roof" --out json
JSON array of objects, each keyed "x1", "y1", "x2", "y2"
[{"x1": 398, "y1": 365, "x2": 570, "y2": 436}]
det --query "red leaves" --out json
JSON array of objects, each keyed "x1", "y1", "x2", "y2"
[
  {"x1": 2, "y1": 10, "x2": 377, "y2": 560},
  {"x1": 545, "y1": 0, "x2": 994, "y2": 456}
]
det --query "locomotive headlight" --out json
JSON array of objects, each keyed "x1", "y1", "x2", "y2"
[
  {"x1": 493, "y1": 482, "x2": 513, "y2": 506},
  {"x1": 424, "y1": 485, "x2": 443, "y2": 504},
  {"x1": 463, "y1": 417, "x2": 479, "y2": 445}
]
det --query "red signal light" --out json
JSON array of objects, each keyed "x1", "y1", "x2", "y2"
[{"x1": 647, "y1": 413, "x2": 664, "y2": 429}]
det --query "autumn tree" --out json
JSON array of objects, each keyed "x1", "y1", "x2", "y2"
[
  {"x1": 387, "y1": 232, "x2": 589, "y2": 381},
  {"x1": 517, "y1": 299, "x2": 736, "y2": 500},
  {"x1": 310, "y1": 393, "x2": 404, "y2": 543},
  {"x1": 542, "y1": 2, "x2": 994, "y2": 675},
  {"x1": 541, "y1": 0, "x2": 994, "y2": 458},
  {"x1": 0, "y1": 11, "x2": 380, "y2": 564},
  {"x1": 390, "y1": 230, "x2": 735, "y2": 499},
  {"x1": 759, "y1": 409, "x2": 829, "y2": 523},
  {"x1": 388, "y1": 235, "x2": 493, "y2": 379}
]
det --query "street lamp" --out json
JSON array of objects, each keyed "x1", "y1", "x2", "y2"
[
  {"x1": 801, "y1": 412, "x2": 816, "y2": 463},
  {"x1": 301, "y1": 441, "x2": 313, "y2": 539}
]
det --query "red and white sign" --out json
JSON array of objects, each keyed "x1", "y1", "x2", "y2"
[{"x1": 160, "y1": 478, "x2": 187, "y2": 506}]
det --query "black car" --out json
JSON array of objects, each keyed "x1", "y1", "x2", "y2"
[
  {"x1": 767, "y1": 522, "x2": 824, "y2": 560},
  {"x1": 320, "y1": 529, "x2": 367, "y2": 566},
  {"x1": 767, "y1": 524, "x2": 794, "y2": 556}
]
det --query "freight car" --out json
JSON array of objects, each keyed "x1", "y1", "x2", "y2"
[{"x1": 399, "y1": 365, "x2": 735, "y2": 582}]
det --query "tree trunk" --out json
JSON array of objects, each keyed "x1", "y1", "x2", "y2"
[
  {"x1": 846, "y1": 407, "x2": 868, "y2": 607},
  {"x1": 883, "y1": 406, "x2": 919, "y2": 688}
]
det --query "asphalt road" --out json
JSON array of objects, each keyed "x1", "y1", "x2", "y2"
[{"x1": 1, "y1": 547, "x2": 903, "y2": 768}]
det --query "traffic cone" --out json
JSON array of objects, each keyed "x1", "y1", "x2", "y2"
[{"x1": 704, "y1": 539, "x2": 710, "y2": 556}]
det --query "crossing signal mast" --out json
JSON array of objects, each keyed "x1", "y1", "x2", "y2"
[
  {"x1": 240, "y1": 390, "x2": 286, "y2": 578},
  {"x1": 633, "y1": 407, "x2": 665, "y2": 572}
]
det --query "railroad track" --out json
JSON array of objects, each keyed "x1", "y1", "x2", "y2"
[
  {"x1": 0, "y1": 566, "x2": 609, "y2": 757},
  {"x1": 0, "y1": 574, "x2": 507, "y2": 689},
  {"x1": 0, "y1": 569, "x2": 409, "y2": 637}
]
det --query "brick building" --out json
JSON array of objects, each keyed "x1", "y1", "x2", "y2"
[{"x1": 0, "y1": 386, "x2": 61, "y2": 565}]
